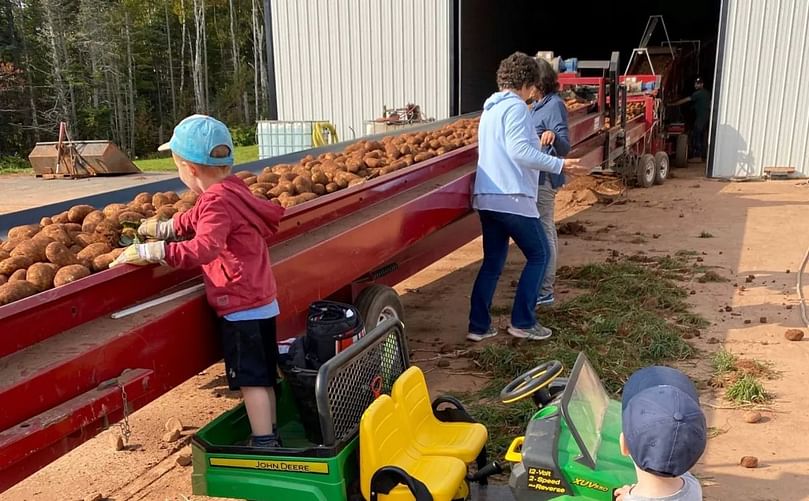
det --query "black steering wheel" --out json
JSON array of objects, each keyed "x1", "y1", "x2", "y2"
[{"x1": 500, "y1": 360, "x2": 563, "y2": 406}]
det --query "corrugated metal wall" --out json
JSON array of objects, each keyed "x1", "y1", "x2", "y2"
[
  {"x1": 712, "y1": 0, "x2": 809, "y2": 178},
  {"x1": 269, "y1": 0, "x2": 452, "y2": 143}
]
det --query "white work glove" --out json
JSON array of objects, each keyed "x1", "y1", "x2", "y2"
[
  {"x1": 138, "y1": 218, "x2": 176, "y2": 241},
  {"x1": 109, "y1": 242, "x2": 166, "y2": 267}
]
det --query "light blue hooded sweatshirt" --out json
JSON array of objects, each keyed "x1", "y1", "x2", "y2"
[{"x1": 473, "y1": 90, "x2": 563, "y2": 218}]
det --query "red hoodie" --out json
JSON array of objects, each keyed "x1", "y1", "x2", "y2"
[{"x1": 165, "y1": 175, "x2": 285, "y2": 317}]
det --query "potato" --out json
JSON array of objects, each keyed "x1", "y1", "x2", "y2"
[
  {"x1": 174, "y1": 201, "x2": 194, "y2": 214},
  {"x1": 68, "y1": 205, "x2": 95, "y2": 223},
  {"x1": 311, "y1": 171, "x2": 329, "y2": 185},
  {"x1": 414, "y1": 152, "x2": 435, "y2": 163},
  {"x1": 62, "y1": 223, "x2": 83, "y2": 233},
  {"x1": 243, "y1": 176, "x2": 258, "y2": 186},
  {"x1": 103, "y1": 203, "x2": 128, "y2": 219},
  {"x1": 164, "y1": 192, "x2": 180, "y2": 204},
  {"x1": 54, "y1": 264, "x2": 91, "y2": 287},
  {"x1": 11, "y1": 238, "x2": 51, "y2": 262},
  {"x1": 0, "y1": 256, "x2": 33, "y2": 276},
  {"x1": 258, "y1": 172, "x2": 280, "y2": 184},
  {"x1": 272, "y1": 164, "x2": 293, "y2": 174},
  {"x1": 281, "y1": 172, "x2": 298, "y2": 182},
  {"x1": 134, "y1": 192, "x2": 152, "y2": 205},
  {"x1": 250, "y1": 185, "x2": 269, "y2": 196},
  {"x1": 26, "y1": 262, "x2": 58, "y2": 292},
  {"x1": 51, "y1": 211, "x2": 69, "y2": 224},
  {"x1": 93, "y1": 220, "x2": 121, "y2": 247},
  {"x1": 399, "y1": 144, "x2": 412, "y2": 156},
  {"x1": 77, "y1": 242, "x2": 112, "y2": 266},
  {"x1": 141, "y1": 203, "x2": 155, "y2": 213},
  {"x1": 292, "y1": 175, "x2": 313, "y2": 194},
  {"x1": 9, "y1": 269, "x2": 27, "y2": 282},
  {"x1": 312, "y1": 183, "x2": 327, "y2": 196},
  {"x1": 180, "y1": 191, "x2": 198, "y2": 203},
  {"x1": 389, "y1": 159, "x2": 407, "y2": 171},
  {"x1": 40, "y1": 224, "x2": 72, "y2": 245},
  {"x1": 69, "y1": 245, "x2": 83, "y2": 254},
  {"x1": 235, "y1": 170, "x2": 253, "y2": 180},
  {"x1": 81, "y1": 210, "x2": 106, "y2": 234},
  {"x1": 0, "y1": 281, "x2": 39, "y2": 305},
  {"x1": 117, "y1": 211, "x2": 143, "y2": 225},
  {"x1": 40, "y1": 217, "x2": 53, "y2": 226},
  {"x1": 325, "y1": 182, "x2": 340, "y2": 193},
  {"x1": 72, "y1": 233, "x2": 96, "y2": 248},
  {"x1": 0, "y1": 274, "x2": 6, "y2": 286},
  {"x1": 157, "y1": 206, "x2": 178, "y2": 220},
  {"x1": 7, "y1": 224, "x2": 41, "y2": 241},
  {"x1": 46, "y1": 242, "x2": 79, "y2": 267},
  {"x1": 0, "y1": 247, "x2": 9, "y2": 260},
  {"x1": 364, "y1": 157, "x2": 382, "y2": 169},
  {"x1": 385, "y1": 144, "x2": 401, "y2": 159},
  {"x1": 348, "y1": 178, "x2": 365, "y2": 187},
  {"x1": 1, "y1": 239, "x2": 20, "y2": 252},
  {"x1": 92, "y1": 248, "x2": 124, "y2": 272},
  {"x1": 152, "y1": 193, "x2": 171, "y2": 208}
]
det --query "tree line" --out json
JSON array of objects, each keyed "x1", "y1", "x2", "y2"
[{"x1": 0, "y1": 0, "x2": 272, "y2": 160}]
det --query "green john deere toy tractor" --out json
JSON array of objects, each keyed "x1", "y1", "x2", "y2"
[{"x1": 190, "y1": 319, "x2": 636, "y2": 500}]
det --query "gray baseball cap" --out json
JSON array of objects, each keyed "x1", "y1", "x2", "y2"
[{"x1": 621, "y1": 366, "x2": 707, "y2": 477}]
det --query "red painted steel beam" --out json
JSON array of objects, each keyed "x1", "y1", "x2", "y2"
[
  {"x1": 0, "y1": 145, "x2": 477, "y2": 359},
  {"x1": 0, "y1": 368, "x2": 156, "y2": 492}
]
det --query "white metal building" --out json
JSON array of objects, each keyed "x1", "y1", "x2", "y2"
[
  {"x1": 710, "y1": 0, "x2": 809, "y2": 178},
  {"x1": 269, "y1": 0, "x2": 452, "y2": 144}
]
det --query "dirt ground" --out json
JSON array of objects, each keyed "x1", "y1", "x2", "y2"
[
  {"x1": 0, "y1": 172, "x2": 174, "y2": 214},
  {"x1": 5, "y1": 166, "x2": 809, "y2": 501}
]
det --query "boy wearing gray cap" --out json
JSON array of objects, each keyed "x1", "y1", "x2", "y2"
[{"x1": 616, "y1": 366, "x2": 707, "y2": 501}]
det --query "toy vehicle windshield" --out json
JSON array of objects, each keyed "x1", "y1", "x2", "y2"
[{"x1": 560, "y1": 352, "x2": 611, "y2": 469}]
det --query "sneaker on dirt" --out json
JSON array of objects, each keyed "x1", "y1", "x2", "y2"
[
  {"x1": 466, "y1": 326, "x2": 498, "y2": 342},
  {"x1": 507, "y1": 324, "x2": 553, "y2": 340},
  {"x1": 536, "y1": 293, "x2": 554, "y2": 306}
]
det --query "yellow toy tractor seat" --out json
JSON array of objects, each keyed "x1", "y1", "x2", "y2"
[
  {"x1": 360, "y1": 395, "x2": 468, "y2": 501},
  {"x1": 391, "y1": 366, "x2": 488, "y2": 464}
]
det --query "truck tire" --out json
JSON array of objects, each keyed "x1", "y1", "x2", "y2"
[
  {"x1": 675, "y1": 134, "x2": 688, "y2": 168},
  {"x1": 654, "y1": 151, "x2": 669, "y2": 185},
  {"x1": 637, "y1": 154, "x2": 656, "y2": 188},
  {"x1": 355, "y1": 285, "x2": 404, "y2": 331}
]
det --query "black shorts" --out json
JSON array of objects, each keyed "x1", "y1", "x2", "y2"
[{"x1": 219, "y1": 317, "x2": 279, "y2": 390}]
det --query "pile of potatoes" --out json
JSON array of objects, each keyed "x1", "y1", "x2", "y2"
[
  {"x1": 0, "y1": 190, "x2": 198, "y2": 305},
  {"x1": 0, "y1": 118, "x2": 480, "y2": 305},
  {"x1": 240, "y1": 117, "x2": 479, "y2": 208}
]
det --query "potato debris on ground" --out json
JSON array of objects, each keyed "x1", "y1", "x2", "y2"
[
  {"x1": 743, "y1": 411, "x2": 762, "y2": 424},
  {"x1": 740, "y1": 456, "x2": 759, "y2": 468},
  {"x1": 784, "y1": 329, "x2": 804, "y2": 341}
]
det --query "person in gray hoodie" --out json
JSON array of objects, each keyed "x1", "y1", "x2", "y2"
[{"x1": 467, "y1": 52, "x2": 589, "y2": 342}]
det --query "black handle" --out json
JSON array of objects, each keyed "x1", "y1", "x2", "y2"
[{"x1": 370, "y1": 466, "x2": 433, "y2": 501}]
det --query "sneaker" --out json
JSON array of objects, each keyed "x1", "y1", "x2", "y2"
[
  {"x1": 536, "y1": 293, "x2": 555, "y2": 306},
  {"x1": 507, "y1": 324, "x2": 553, "y2": 340},
  {"x1": 251, "y1": 434, "x2": 282, "y2": 448},
  {"x1": 466, "y1": 326, "x2": 498, "y2": 342}
]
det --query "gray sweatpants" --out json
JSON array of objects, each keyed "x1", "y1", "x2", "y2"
[{"x1": 536, "y1": 176, "x2": 558, "y2": 297}]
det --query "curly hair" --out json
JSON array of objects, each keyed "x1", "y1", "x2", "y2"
[
  {"x1": 535, "y1": 57, "x2": 559, "y2": 96},
  {"x1": 496, "y1": 52, "x2": 540, "y2": 91}
]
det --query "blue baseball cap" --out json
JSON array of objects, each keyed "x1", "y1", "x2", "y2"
[
  {"x1": 621, "y1": 366, "x2": 707, "y2": 477},
  {"x1": 158, "y1": 114, "x2": 234, "y2": 166}
]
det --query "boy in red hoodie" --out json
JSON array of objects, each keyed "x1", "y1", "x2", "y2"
[{"x1": 111, "y1": 114, "x2": 285, "y2": 448}]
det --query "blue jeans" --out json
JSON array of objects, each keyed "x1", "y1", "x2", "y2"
[{"x1": 469, "y1": 210, "x2": 550, "y2": 333}]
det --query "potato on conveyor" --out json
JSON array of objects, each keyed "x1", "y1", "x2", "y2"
[
  {"x1": 9, "y1": 269, "x2": 27, "y2": 282},
  {"x1": 77, "y1": 242, "x2": 113, "y2": 266},
  {"x1": 45, "y1": 242, "x2": 79, "y2": 267},
  {"x1": 81, "y1": 210, "x2": 106, "y2": 234},
  {"x1": 40, "y1": 225, "x2": 72, "y2": 246},
  {"x1": 0, "y1": 280, "x2": 39, "y2": 305},
  {"x1": 11, "y1": 237, "x2": 52, "y2": 262},
  {"x1": 26, "y1": 262, "x2": 59, "y2": 292},
  {"x1": 103, "y1": 203, "x2": 128, "y2": 219},
  {"x1": 53, "y1": 264, "x2": 91, "y2": 287},
  {"x1": 133, "y1": 192, "x2": 152, "y2": 205},
  {"x1": 7, "y1": 224, "x2": 41, "y2": 241},
  {"x1": 68, "y1": 205, "x2": 95, "y2": 223},
  {"x1": 92, "y1": 248, "x2": 125, "y2": 272},
  {"x1": 0, "y1": 256, "x2": 33, "y2": 275}
]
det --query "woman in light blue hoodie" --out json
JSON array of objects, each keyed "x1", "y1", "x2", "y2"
[{"x1": 468, "y1": 52, "x2": 588, "y2": 342}]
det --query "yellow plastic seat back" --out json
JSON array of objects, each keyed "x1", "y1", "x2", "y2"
[
  {"x1": 359, "y1": 394, "x2": 467, "y2": 501},
  {"x1": 391, "y1": 366, "x2": 487, "y2": 463}
]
